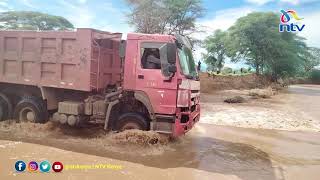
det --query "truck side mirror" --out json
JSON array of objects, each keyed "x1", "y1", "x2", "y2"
[
  {"x1": 166, "y1": 43, "x2": 176, "y2": 64},
  {"x1": 168, "y1": 64, "x2": 177, "y2": 73},
  {"x1": 160, "y1": 43, "x2": 176, "y2": 64},
  {"x1": 160, "y1": 43, "x2": 177, "y2": 78}
]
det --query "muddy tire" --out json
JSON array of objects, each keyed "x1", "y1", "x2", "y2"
[
  {"x1": 13, "y1": 96, "x2": 47, "y2": 123},
  {"x1": 116, "y1": 113, "x2": 149, "y2": 131},
  {"x1": 0, "y1": 93, "x2": 13, "y2": 121}
]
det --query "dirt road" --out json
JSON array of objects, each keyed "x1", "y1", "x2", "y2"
[{"x1": 0, "y1": 85, "x2": 320, "y2": 180}]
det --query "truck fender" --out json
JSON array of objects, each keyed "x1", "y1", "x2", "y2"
[{"x1": 134, "y1": 91, "x2": 155, "y2": 120}]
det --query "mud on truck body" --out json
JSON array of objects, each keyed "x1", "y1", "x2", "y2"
[{"x1": 0, "y1": 28, "x2": 200, "y2": 137}]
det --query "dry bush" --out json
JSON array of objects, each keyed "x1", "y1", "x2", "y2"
[
  {"x1": 248, "y1": 87, "x2": 275, "y2": 98},
  {"x1": 224, "y1": 96, "x2": 245, "y2": 103}
]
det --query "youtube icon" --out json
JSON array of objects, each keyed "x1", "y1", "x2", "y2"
[{"x1": 52, "y1": 162, "x2": 63, "y2": 172}]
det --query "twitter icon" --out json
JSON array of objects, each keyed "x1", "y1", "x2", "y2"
[{"x1": 39, "y1": 161, "x2": 51, "y2": 172}]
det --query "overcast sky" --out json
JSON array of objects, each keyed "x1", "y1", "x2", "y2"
[{"x1": 1, "y1": 0, "x2": 319, "y2": 69}]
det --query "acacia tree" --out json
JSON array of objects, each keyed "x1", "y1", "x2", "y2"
[
  {"x1": 126, "y1": 0, "x2": 204, "y2": 35},
  {"x1": 203, "y1": 30, "x2": 228, "y2": 74},
  {"x1": 165, "y1": 0, "x2": 204, "y2": 35},
  {"x1": 225, "y1": 12, "x2": 308, "y2": 78},
  {"x1": 126, "y1": 0, "x2": 167, "y2": 34},
  {"x1": 302, "y1": 47, "x2": 320, "y2": 72},
  {"x1": 0, "y1": 11, "x2": 74, "y2": 30}
]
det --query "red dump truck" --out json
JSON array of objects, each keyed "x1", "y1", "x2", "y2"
[{"x1": 0, "y1": 28, "x2": 200, "y2": 137}]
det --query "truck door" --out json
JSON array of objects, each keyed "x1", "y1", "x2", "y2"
[{"x1": 135, "y1": 42, "x2": 177, "y2": 115}]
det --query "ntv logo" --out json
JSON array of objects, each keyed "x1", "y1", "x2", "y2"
[{"x1": 279, "y1": 10, "x2": 305, "y2": 32}]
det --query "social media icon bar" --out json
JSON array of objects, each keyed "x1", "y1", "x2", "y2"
[
  {"x1": 52, "y1": 162, "x2": 63, "y2": 172},
  {"x1": 39, "y1": 161, "x2": 51, "y2": 172},
  {"x1": 28, "y1": 161, "x2": 38, "y2": 172},
  {"x1": 15, "y1": 161, "x2": 26, "y2": 172}
]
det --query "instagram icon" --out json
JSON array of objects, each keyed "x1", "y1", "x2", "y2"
[{"x1": 28, "y1": 161, "x2": 38, "y2": 172}]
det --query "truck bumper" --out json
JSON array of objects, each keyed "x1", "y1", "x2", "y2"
[{"x1": 173, "y1": 104, "x2": 200, "y2": 137}]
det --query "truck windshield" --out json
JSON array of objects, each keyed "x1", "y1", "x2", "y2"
[{"x1": 178, "y1": 46, "x2": 198, "y2": 79}]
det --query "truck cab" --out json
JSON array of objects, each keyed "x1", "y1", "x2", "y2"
[{"x1": 121, "y1": 33, "x2": 200, "y2": 137}]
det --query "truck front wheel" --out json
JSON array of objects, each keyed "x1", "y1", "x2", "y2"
[
  {"x1": 13, "y1": 96, "x2": 47, "y2": 123},
  {"x1": 116, "y1": 113, "x2": 149, "y2": 131},
  {"x1": 0, "y1": 93, "x2": 13, "y2": 121}
]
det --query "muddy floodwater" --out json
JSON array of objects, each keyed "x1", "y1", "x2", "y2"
[
  {"x1": 201, "y1": 85, "x2": 320, "y2": 132},
  {"x1": 0, "y1": 85, "x2": 320, "y2": 180}
]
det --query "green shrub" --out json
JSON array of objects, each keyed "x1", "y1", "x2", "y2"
[
  {"x1": 222, "y1": 67, "x2": 233, "y2": 74},
  {"x1": 310, "y1": 69, "x2": 320, "y2": 84}
]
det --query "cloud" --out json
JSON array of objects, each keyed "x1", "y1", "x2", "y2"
[
  {"x1": 21, "y1": 0, "x2": 37, "y2": 8},
  {"x1": 78, "y1": 0, "x2": 87, "y2": 4},
  {"x1": 0, "y1": 0, "x2": 12, "y2": 10},
  {"x1": 299, "y1": 11, "x2": 320, "y2": 47},
  {"x1": 279, "y1": 0, "x2": 299, "y2": 5},
  {"x1": 56, "y1": 0, "x2": 132, "y2": 37},
  {"x1": 0, "y1": 0, "x2": 13, "y2": 12},
  {"x1": 58, "y1": 0, "x2": 94, "y2": 28},
  {"x1": 195, "y1": 7, "x2": 255, "y2": 40},
  {"x1": 0, "y1": 1, "x2": 8, "y2": 7},
  {"x1": 192, "y1": 7, "x2": 254, "y2": 62},
  {"x1": 245, "y1": 0, "x2": 273, "y2": 6},
  {"x1": 245, "y1": 0, "x2": 318, "y2": 6}
]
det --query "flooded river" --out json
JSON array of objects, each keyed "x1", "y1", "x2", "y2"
[
  {"x1": 201, "y1": 85, "x2": 320, "y2": 132},
  {"x1": 0, "y1": 85, "x2": 320, "y2": 180}
]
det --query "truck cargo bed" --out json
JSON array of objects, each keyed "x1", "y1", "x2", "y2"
[{"x1": 0, "y1": 28, "x2": 122, "y2": 92}]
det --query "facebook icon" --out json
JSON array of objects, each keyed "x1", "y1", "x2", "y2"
[{"x1": 15, "y1": 161, "x2": 26, "y2": 172}]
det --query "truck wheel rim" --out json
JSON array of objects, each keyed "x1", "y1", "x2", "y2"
[
  {"x1": 19, "y1": 107, "x2": 35, "y2": 122},
  {"x1": 121, "y1": 122, "x2": 141, "y2": 131}
]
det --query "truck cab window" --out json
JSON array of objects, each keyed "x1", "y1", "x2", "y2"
[{"x1": 141, "y1": 48, "x2": 161, "y2": 69}]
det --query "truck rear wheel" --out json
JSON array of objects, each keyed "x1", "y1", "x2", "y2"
[
  {"x1": 13, "y1": 96, "x2": 47, "y2": 123},
  {"x1": 116, "y1": 113, "x2": 149, "y2": 131},
  {"x1": 0, "y1": 93, "x2": 13, "y2": 121}
]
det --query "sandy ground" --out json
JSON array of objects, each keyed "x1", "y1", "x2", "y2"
[
  {"x1": 0, "y1": 84, "x2": 320, "y2": 180},
  {"x1": 201, "y1": 85, "x2": 320, "y2": 132}
]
